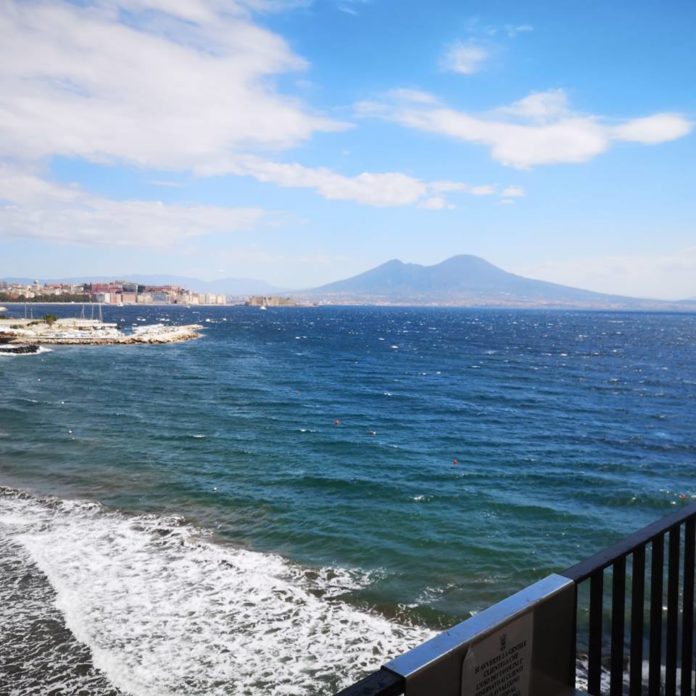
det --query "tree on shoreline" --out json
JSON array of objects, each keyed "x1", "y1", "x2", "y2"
[{"x1": 0, "y1": 293, "x2": 91, "y2": 303}]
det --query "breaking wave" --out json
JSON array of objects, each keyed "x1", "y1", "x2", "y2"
[{"x1": 0, "y1": 487, "x2": 433, "y2": 695}]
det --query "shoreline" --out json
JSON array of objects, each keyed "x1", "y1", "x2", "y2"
[
  {"x1": 0, "y1": 301, "x2": 236, "y2": 307},
  {"x1": 0, "y1": 319, "x2": 204, "y2": 345}
]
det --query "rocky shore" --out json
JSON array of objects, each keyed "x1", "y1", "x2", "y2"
[{"x1": 0, "y1": 318, "x2": 203, "y2": 345}]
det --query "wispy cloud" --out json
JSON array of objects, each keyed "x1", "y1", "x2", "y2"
[
  {"x1": 438, "y1": 18, "x2": 532, "y2": 75},
  {"x1": 503, "y1": 24, "x2": 533, "y2": 38},
  {"x1": 501, "y1": 185, "x2": 524, "y2": 198},
  {"x1": 335, "y1": 0, "x2": 371, "y2": 15},
  {"x1": 0, "y1": 166, "x2": 264, "y2": 246},
  {"x1": 203, "y1": 155, "x2": 513, "y2": 208},
  {"x1": 0, "y1": 0, "x2": 345, "y2": 170},
  {"x1": 440, "y1": 42, "x2": 488, "y2": 75},
  {"x1": 419, "y1": 196, "x2": 452, "y2": 210},
  {"x1": 1, "y1": 2, "x2": 513, "y2": 212},
  {"x1": 462, "y1": 17, "x2": 533, "y2": 39},
  {"x1": 360, "y1": 89, "x2": 693, "y2": 168},
  {"x1": 523, "y1": 247, "x2": 696, "y2": 300}
]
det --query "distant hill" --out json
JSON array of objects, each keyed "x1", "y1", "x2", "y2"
[
  {"x1": 305, "y1": 255, "x2": 692, "y2": 309},
  {"x1": 1, "y1": 275, "x2": 281, "y2": 296}
]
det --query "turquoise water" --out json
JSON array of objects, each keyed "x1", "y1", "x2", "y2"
[{"x1": 1, "y1": 305, "x2": 695, "y2": 694}]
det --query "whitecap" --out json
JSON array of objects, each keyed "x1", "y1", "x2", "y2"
[{"x1": 0, "y1": 489, "x2": 433, "y2": 696}]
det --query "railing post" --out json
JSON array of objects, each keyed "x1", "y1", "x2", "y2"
[
  {"x1": 610, "y1": 557, "x2": 626, "y2": 696},
  {"x1": 649, "y1": 534, "x2": 664, "y2": 696},
  {"x1": 629, "y1": 544, "x2": 645, "y2": 696},
  {"x1": 683, "y1": 518, "x2": 696, "y2": 696}
]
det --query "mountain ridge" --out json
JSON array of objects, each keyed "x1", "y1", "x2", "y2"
[
  {"x1": 304, "y1": 255, "x2": 695, "y2": 309},
  {"x1": 4, "y1": 256, "x2": 696, "y2": 308}
]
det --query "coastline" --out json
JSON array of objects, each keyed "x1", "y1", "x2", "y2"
[{"x1": 0, "y1": 318, "x2": 204, "y2": 345}]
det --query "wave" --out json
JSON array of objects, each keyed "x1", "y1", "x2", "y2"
[
  {"x1": 0, "y1": 345, "x2": 53, "y2": 357},
  {"x1": 0, "y1": 487, "x2": 433, "y2": 695}
]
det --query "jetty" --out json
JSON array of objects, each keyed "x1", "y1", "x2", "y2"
[{"x1": 0, "y1": 317, "x2": 203, "y2": 345}]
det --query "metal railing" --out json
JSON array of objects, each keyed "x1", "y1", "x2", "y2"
[
  {"x1": 563, "y1": 501, "x2": 696, "y2": 696},
  {"x1": 335, "y1": 501, "x2": 696, "y2": 696}
]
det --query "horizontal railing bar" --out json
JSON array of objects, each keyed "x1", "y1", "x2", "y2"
[
  {"x1": 562, "y1": 501, "x2": 696, "y2": 582},
  {"x1": 335, "y1": 668, "x2": 404, "y2": 696}
]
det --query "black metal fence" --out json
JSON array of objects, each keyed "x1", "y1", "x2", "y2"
[
  {"x1": 562, "y1": 501, "x2": 696, "y2": 696},
  {"x1": 335, "y1": 501, "x2": 696, "y2": 696}
]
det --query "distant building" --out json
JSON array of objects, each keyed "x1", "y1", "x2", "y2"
[
  {"x1": 1, "y1": 279, "x2": 228, "y2": 305},
  {"x1": 246, "y1": 295, "x2": 298, "y2": 307}
]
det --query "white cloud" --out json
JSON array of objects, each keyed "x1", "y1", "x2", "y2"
[
  {"x1": 204, "y1": 155, "x2": 511, "y2": 208},
  {"x1": 336, "y1": 0, "x2": 370, "y2": 15},
  {"x1": 419, "y1": 196, "x2": 448, "y2": 210},
  {"x1": 441, "y1": 42, "x2": 488, "y2": 75},
  {"x1": 499, "y1": 89, "x2": 568, "y2": 121},
  {"x1": 469, "y1": 185, "x2": 496, "y2": 196},
  {"x1": 523, "y1": 247, "x2": 696, "y2": 300},
  {"x1": 364, "y1": 89, "x2": 693, "y2": 168},
  {"x1": 429, "y1": 181, "x2": 470, "y2": 193},
  {"x1": 504, "y1": 24, "x2": 533, "y2": 38},
  {"x1": 0, "y1": 166, "x2": 264, "y2": 246},
  {"x1": 0, "y1": 2, "x2": 517, "y2": 212},
  {"x1": 613, "y1": 114, "x2": 693, "y2": 144},
  {"x1": 0, "y1": 0, "x2": 344, "y2": 169},
  {"x1": 225, "y1": 157, "x2": 428, "y2": 206},
  {"x1": 386, "y1": 88, "x2": 439, "y2": 105},
  {"x1": 501, "y1": 185, "x2": 524, "y2": 198}
]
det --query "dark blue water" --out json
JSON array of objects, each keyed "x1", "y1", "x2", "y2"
[{"x1": 1, "y1": 305, "x2": 695, "y2": 694}]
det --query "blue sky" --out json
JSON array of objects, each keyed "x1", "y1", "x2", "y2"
[{"x1": 0, "y1": 0, "x2": 694, "y2": 298}]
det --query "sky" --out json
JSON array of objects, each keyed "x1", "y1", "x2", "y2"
[{"x1": 0, "y1": 0, "x2": 694, "y2": 299}]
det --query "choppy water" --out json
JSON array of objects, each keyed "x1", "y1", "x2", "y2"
[{"x1": 1, "y1": 305, "x2": 695, "y2": 694}]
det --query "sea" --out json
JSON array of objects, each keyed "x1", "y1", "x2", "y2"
[{"x1": 1, "y1": 304, "x2": 695, "y2": 695}]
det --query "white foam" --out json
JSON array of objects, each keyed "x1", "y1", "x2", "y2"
[
  {"x1": 0, "y1": 490, "x2": 433, "y2": 695},
  {"x1": 0, "y1": 345, "x2": 52, "y2": 357}
]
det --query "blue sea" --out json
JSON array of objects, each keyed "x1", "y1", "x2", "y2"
[{"x1": 1, "y1": 305, "x2": 695, "y2": 695}]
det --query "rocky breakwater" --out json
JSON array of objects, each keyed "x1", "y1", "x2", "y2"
[
  {"x1": 124, "y1": 324, "x2": 204, "y2": 344},
  {"x1": 0, "y1": 318, "x2": 204, "y2": 345}
]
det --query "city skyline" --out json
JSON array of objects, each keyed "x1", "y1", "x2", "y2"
[{"x1": 1, "y1": 0, "x2": 695, "y2": 299}]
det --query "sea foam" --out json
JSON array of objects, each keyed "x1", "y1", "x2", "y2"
[{"x1": 0, "y1": 487, "x2": 433, "y2": 695}]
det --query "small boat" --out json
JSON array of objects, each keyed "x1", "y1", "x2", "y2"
[{"x1": 259, "y1": 305, "x2": 268, "y2": 311}]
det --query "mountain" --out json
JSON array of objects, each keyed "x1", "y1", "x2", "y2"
[
  {"x1": 1, "y1": 275, "x2": 281, "y2": 296},
  {"x1": 305, "y1": 255, "x2": 688, "y2": 309}
]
